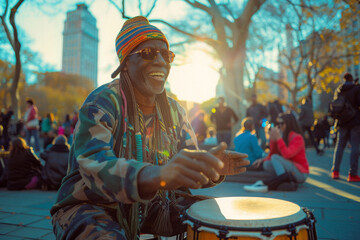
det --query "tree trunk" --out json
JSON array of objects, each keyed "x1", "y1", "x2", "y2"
[
  {"x1": 224, "y1": 58, "x2": 245, "y2": 120},
  {"x1": 222, "y1": 23, "x2": 249, "y2": 120},
  {"x1": 9, "y1": 0, "x2": 24, "y2": 120},
  {"x1": 291, "y1": 91, "x2": 297, "y2": 110}
]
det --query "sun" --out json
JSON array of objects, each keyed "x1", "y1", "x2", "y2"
[{"x1": 167, "y1": 50, "x2": 220, "y2": 103}]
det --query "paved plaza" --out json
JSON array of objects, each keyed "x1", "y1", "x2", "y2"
[{"x1": 0, "y1": 147, "x2": 359, "y2": 239}]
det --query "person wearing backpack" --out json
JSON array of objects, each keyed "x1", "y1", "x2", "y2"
[{"x1": 330, "y1": 73, "x2": 360, "y2": 182}]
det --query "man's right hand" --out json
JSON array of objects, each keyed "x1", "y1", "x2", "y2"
[
  {"x1": 159, "y1": 148, "x2": 224, "y2": 190},
  {"x1": 137, "y1": 148, "x2": 224, "y2": 199}
]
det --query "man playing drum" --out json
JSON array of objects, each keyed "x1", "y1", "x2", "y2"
[{"x1": 51, "y1": 16, "x2": 249, "y2": 240}]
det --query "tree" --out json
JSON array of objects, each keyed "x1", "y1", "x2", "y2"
[
  {"x1": 107, "y1": 0, "x2": 266, "y2": 118},
  {"x1": 259, "y1": 0, "x2": 359, "y2": 110},
  {"x1": 24, "y1": 72, "x2": 94, "y2": 121},
  {"x1": 0, "y1": 0, "x2": 25, "y2": 119},
  {"x1": 0, "y1": 59, "x2": 13, "y2": 107}
]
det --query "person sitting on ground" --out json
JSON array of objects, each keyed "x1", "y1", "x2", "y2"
[
  {"x1": 51, "y1": 16, "x2": 249, "y2": 240},
  {"x1": 7, "y1": 137, "x2": 42, "y2": 190},
  {"x1": 40, "y1": 135, "x2": 70, "y2": 190},
  {"x1": 203, "y1": 127, "x2": 218, "y2": 146},
  {"x1": 244, "y1": 113, "x2": 309, "y2": 192},
  {"x1": 234, "y1": 117, "x2": 265, "y2": 170}
]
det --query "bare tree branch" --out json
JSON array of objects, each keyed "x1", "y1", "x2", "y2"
[
  {"x1": 108, "y1": 0, "x2": 130, "y2": 19},
  {"x1": 0, "y1": 0, "x2": 15, "y2": 49},
  {"x1": 150, "y1": 19, "x2": 219, "y2": 49},
  {"x1": 170, "y1": 39, "x2": 197, "y2": 47},
  {"x1": 232, "y1": 0, "x2": 266, "y2": 55},
  {"x1": 138, "y1": 0, "x2": 143, "y2": 16},
  {"x1": 221, "y1": 4, "x2": 235, "y2": 21},
  {"x1": 145, "y1": 0, "x2": 158, "y2": 18},
  {"x1": 184, "y1": 0, "x2": 212, "y2": 15},
  {"x1": 235, "y1": 0, "x2": 266, "y2": 28},
  {"x1": 263, "y1": 77, "x2": 292, "y2": 92},
  {"x1": 285, "y1": 0, "x2": 315, "y2": 11}
]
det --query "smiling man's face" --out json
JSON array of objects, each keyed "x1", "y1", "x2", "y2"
[{"x1": 125, "y1": 39, "x2": 170, "y2": 99}]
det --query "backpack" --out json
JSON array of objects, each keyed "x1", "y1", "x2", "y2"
[{"x1": 329, "y1": 94, "x2": 357, "y2": 124}]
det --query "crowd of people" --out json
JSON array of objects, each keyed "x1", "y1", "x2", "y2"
[
  {"x1": 0, "y1": 98, "x2": 78, "y2": 190},
  {"x1": 0, "y1": 15, "x2": 358, "y2": 239}
]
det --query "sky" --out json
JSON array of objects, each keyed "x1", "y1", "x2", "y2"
[{"x1": 11, "y1": 0, "x2": 221, "y2": 103}]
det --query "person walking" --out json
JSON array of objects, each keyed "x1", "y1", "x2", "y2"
[
  {"x1": 210, "y1": 97, "x2": 239, "y2": 146},
  {"x1": 268, "y1": 99, "x2": 283, "y2": 125},
  {"x1": 24, "y1": 98, "x2": 40, "y2": 152},
  {"x1": 246, "y1": 94, "x2": 268, "y2": 149},
  {"x1": 298, "y1": 97, "x2": 324, "y2": 156},
  {"x1": 331, "y1": 73, "x2": 360, "y2": 182},
  {"x1": 50, "y1": 16, "x2": 249, "y2": 240}
]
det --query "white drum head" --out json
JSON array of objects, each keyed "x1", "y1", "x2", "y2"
[{"x1": 186, "y1": 197, "x2": 306, "y2": 228}]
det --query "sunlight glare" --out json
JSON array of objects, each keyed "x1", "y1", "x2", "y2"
[{"x1": 168, "y1": 50, "x2": 220, "y2": 103}]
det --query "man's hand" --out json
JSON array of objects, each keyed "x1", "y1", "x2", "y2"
[
  {"x1": 138, "y1": 143, "x2": 249, "y2": 199},
  {"x1": 209, "y1": 142, "x2": 249, "y2": 176},
  {"x1": 157, "y1": 148, "x2": 225, "y2": 190}
]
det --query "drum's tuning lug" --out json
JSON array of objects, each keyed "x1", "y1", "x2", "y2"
[
  {"x1": 261, "y1": 227, "x2": 272, "y2": 237},
  {"x1": 217, "y1": 227, "x2": 229, "y2": 240},
  {"x1": 193, "y1": 220, "x2": 201, "y2": 232},
  {"x1": 287, "y1": 223, "x2": 297, "y2": 239}
]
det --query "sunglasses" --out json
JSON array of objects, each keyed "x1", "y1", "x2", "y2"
[{"x1": 128, "y1": 47, "x2": 175, "y2": 63}]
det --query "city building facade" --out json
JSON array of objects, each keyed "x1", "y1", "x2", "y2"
[{"x1": 62, "y1": 3, "x2": 99, "y2": 87}]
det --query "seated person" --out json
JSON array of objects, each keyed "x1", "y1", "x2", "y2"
[
  {"x1": 51, "y1": 16, "x2": 249, "y2": 239},
  {"x1": 7, "y1": 137, "x2": 42, "y2": 190},
  {"x1": 244, "y1": 113, "x2": 309, "y2": 192},
  {"x1": 40, "y1": 135, "x2": 70, "y2": 190},
  {"x1": 234, "y1": 117, "x2": 265, "y2": 169},
  {"x1": 203, "y1": 127, "x2": 218, "y2": 145}
]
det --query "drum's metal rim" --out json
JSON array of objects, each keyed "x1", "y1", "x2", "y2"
[{"x1": 183, "y1": 210, "x2": 310, "y2": 232}]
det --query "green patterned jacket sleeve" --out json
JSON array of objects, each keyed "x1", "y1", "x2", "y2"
[
  {"x1": 51, "y1": 81, "x2": 152, "y2": 215},
  {"x1": 75, "y1": 102, "x2": 151, "y2": 204}
]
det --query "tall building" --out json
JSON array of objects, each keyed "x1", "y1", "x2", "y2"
[{"x1": 62, "y1": 3, "x2": 99, "y2": 87}]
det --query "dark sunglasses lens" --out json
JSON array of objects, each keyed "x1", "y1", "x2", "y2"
[
  {"x1": 141, "y1": 48, "x2": 174, "y2": 63},
  {"x1": 159, "y1": 49, "x2": 174, "y2": 63},
  {"x1": 141, "y1": 48, "x2": 156, "y2": 60},
  {"x1": 168, "y1": 51, "x2": 175, "y2": 63}
]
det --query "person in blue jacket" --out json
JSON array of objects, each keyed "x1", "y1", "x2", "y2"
[{"x1": 234, "y1": 117, "x2": 265, "y2": 168}]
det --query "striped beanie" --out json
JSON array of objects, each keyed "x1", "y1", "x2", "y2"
[{"x1": 111, "y1": 16, "x2": 169, "y2": 78}]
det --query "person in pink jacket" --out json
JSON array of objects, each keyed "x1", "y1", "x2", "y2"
[
  {"x1": 24, "y1": 98, "x2": 40, "y2": 151},
  {"x1": 244, "y1": 113, "x2": 309, "y2": 192}
]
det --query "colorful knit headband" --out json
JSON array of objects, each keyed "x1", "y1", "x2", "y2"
[{"x1": 111, "y1": 16, "x2": 169, "y2": 78}]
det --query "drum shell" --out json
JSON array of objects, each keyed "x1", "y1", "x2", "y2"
[{"x1": 184, "y1": 197, "x2": 317, "y2": 240}]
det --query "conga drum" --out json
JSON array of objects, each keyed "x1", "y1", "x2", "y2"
[{"x1": 183, "y1": 197, "x2": 317, "y2": 240}]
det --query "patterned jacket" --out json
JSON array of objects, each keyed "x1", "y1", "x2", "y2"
[{"x1": 51, "y1": 79, "x2": 198, "y2": 215}]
